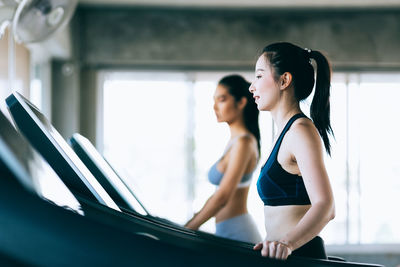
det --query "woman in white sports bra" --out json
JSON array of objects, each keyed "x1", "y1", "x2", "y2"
[{"x1": 185, "y1": 74, "x2": 261, "y2": 244}]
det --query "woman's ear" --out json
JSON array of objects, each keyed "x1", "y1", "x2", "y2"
[
  {"x1": 238, "y1": 97, "x2": 248, "y2": 110},
  {"x1": 279, "y1": 72, "x2": 293, "y2": 90}
]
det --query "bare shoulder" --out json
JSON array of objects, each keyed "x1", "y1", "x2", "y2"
[
  {"x1": 291, "y1": 117, "x2": 319, "y2": 137},
  {"x1": 230, "y1": 134, "x2": 257, "y2": 156},
  {"x1": 287, "y1": 117, "x2": 323, "y2": 152},
  {"x1": 238, "y1": 134, "x2": 258, "y2": 148},
  {"x1": 238, "y1": 134, "x2": 254, "y2": 144}
]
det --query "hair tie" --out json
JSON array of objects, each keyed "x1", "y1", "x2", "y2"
[{"x1": 304, "y1": 48, "x2": 312, "y2": 62}]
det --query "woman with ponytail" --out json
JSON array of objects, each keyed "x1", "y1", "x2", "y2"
[
  {"x1": 249, "y1": 42, "x2": 335, "y2": 259},
  {"x1": 185, "y1": 74, "x2": 261, "y2": 244}
]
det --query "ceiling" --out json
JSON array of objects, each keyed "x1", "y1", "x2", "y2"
[{"x1": 78, "y1": 0, "x2": 400, "y2": 9}]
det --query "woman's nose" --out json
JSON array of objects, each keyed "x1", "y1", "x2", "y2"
[{"x1": 249, "y1": 82, "x2": 255, "y2": 93}]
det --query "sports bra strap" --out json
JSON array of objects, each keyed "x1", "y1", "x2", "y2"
[
  {"x1": 222, "y1": 133, "x2": 251, "y2": 157},
  {"x1": 272, "y1": 113, "x2": 306, "y2": 158}
]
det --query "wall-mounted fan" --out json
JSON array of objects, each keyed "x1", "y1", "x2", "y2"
[{"x1": 0, "y1": 0, "x2": 78, "y2": 44}]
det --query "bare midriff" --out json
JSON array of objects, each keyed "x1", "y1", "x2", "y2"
[
  {"x1": 214, "y1": 135, "x2": 258, "y2": 223},
  {"x1": 215, "y1": 187, "x2": 249, "y2": 223},
  {"x1": 263, "y1": 204, "x2": 311, "y2": 241}
]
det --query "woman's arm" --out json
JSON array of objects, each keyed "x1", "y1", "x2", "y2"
[
  {"x1": 185, "y1": 136, "x2": 255, "y2": 230},
  {"x1": 280, "y1": 121, "x2": 335, "y2": 250}
]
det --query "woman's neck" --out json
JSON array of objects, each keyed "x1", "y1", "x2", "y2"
[
  {"x1": 228, "y1": 119, "x2": 248, "y2": 139},
  {"x1": 271, "y1": 102, "x2": 302, "y2": 133}
]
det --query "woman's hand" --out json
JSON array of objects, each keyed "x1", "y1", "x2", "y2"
[
  {"x1": 184, "y1": 221, "x2": 196, "y2": 230},
  {"x1": 184, "y1": 215, "x2": 199, "y2": 230},
  {"x1": 253, "y1": 240, "x2": 293, "y2": 260}
]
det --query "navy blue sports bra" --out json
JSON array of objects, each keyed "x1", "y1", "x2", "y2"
[{"x1": 257, "y1": 113, "x2": 311, "y2": 206}]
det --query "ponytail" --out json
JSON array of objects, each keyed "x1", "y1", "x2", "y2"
[
  {"x1": 243, "y1": 94, "x2": 261, "y2": 155},
  {"x1": 309, "y1": 50, "x2": 333, "y2": 155}
]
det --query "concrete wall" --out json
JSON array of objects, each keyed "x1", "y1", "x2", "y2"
[
  {"x1": 51, "y1": 60, "x2": 80, "y2": 139},
  {"x1": 76, "y1": 7, "x2": 400, "y2": 70},
  {"x1": 79, "y1": 67, "x2": 99, "y2": 145}
]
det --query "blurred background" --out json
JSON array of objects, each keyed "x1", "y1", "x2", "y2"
[{"x1": 1, "y1": 0, "x2": 400, "y2": 266}]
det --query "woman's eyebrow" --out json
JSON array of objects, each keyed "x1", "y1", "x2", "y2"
[{"x1": 215, "y1": 94, "x2": 226, "y2": 98}]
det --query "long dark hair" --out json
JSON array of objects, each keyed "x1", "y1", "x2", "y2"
[
  {"x1": 218, "y1": 75, "x2": 261, "y2": 154},
  {"x1": 262, "y1": 42, "x2": 333, "y2": 155}
]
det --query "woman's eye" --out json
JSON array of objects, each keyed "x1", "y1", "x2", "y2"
[{"x1": 256, "y1": 75, "x2": 262, "y2": 79}]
